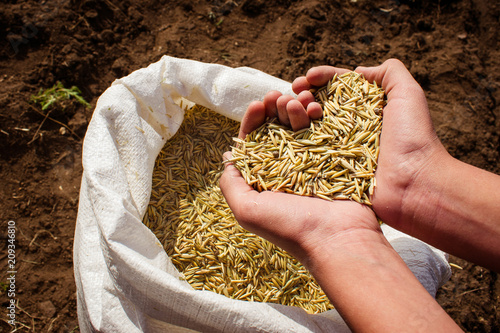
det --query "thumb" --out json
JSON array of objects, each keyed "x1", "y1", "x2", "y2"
[
  {"x1": 220, "y1": 152, "x2": 255, "y2": 213},
  {"x1": 220, "y1": 152, "x2": 306, "y2": 244},
  {"x1": 355, "y1": 59, "x2": 435, "y2": 140},
  {"x1": 355, "y1": 58, "x2": 427, "y2": 109}
]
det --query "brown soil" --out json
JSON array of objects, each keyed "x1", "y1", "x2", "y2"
[{"x1": 0, "y1": 0, "x2": 498, "y2": 332}]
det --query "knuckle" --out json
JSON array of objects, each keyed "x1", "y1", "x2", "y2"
[{"x1": 384, "y1": 58, "x2": 405, "y2": 68}]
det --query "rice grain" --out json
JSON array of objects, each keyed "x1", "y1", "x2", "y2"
[{"x1": 230, "y1": 72, "x2": 385, "y2": 206}]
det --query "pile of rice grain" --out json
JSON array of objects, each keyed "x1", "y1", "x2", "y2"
[
  {"x1": 231, "y1": 71, "x2": 385, "y2": 205},
  {"x1": 144, "y1": 105, "x2": 333, "y2": 314}
]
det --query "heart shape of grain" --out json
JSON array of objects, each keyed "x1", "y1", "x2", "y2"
[{"x1": 231, "y1": 71, "x2": 385, "y2": 205}]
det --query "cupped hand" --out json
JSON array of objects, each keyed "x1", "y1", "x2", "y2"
[
  {"x1": 221, "y1": 86, "x2": 382, "y2": 269},
  {"x1": 222, "y1": 59, "x2": 450, "y2": 268},
  {"x1": 292, "y1": 59, "x2": 450, "y2": 232}
]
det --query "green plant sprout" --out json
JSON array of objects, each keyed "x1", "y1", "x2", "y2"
[{"x1": 30, "y1": 81, "x2": 91, "y2": 111}]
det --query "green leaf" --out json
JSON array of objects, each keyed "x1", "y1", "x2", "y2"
[{"x1": 30, "y1": 81, "x2": 91, "y2": 111}]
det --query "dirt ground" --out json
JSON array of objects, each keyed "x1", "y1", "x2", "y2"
[{"x1": 0, "y1": 0, "x2": 499, "y2": 331}]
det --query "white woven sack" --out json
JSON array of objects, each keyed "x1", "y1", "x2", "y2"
[{"x1": 74, "y1": 55, "x2": 451, "y2": 332}]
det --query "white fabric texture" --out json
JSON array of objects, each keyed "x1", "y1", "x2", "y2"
[{"x1": 74, "y1": 55, "x2": 451, "y2": 332}]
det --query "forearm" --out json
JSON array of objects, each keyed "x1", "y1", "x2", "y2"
[
  {"x1": 402, "y1": 153, "x2": 500, "y2": 271},
  {"x1": 307, "y1": 230, "x2": 461, "y2": 332}
]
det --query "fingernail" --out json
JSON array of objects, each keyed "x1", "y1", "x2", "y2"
[{"x1": 222, "y1": 151, "x2": 232, "y2": 163}]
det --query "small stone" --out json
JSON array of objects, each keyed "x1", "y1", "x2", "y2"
[{"x1": 38, "y1": 300, "x2": 56, "y2": 318}]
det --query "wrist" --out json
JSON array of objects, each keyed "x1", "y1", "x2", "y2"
[
  {"x1": 396, "y1": 148, "x2": 457, "y2": 231},
  {"x1": 304, "y1": 222, "x2": 461, "y2": 332},
  {"x1": 372, "y1": 135, "x2": 451, "y2": 232},
  {"x1": 402, "y1": 152, "x2": 500, "y2": 270},
  {"x1": 300, "y1": 210, "x2": 387, "y2": 276},
  {"x1": 398, "y1": 149, "x2": 456, "y2": 237}
]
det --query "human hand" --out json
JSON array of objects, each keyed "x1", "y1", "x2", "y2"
[
  {"x1": 220, "y1": 156, "x2": 382, "y2": 266},
  {"x1": 291, "y1": 59, "x2": 450, "y2": 233},
  {"x1": 223, "y1": 63, "x2": 406, "y2": 267},
  {"x1": 221, "y1": 75, "x2": 384, "y2": 269},
  {"x1": 291, "y1": 60, "x2": 500, "y2": 272}
]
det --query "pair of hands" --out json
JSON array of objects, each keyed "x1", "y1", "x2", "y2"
[
  {"x1": 220, "y1": 59, "x2": 447, "y2": 267},
  {"x1": 219, "y1": 59, "x2": 471, "y2": 331}
]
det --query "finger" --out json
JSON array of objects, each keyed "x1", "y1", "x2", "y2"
[
  {"x1": 292, "y1": 76, "x2": 312, "y2": 94},
  {"x1": 306, "y1": 66, "x2": 352, "y2": 87},
  {"x1": 221, "y1": 152, "x2": 255, "y2": 194},
  {"x1": 263, "y1": 90, "x2": 282, "y2": 119},
  {"x1": 355, "y1": 59, "x2": 422, "y2": 100},
  {"x1": 355, "y1": 59, "x2": 437, "y2": 209},
  {"x1": 221, "y1": 151, "x2": 298, "y2": 234},
  {"x1": 220, "y1": 152, "x2": 264, "y2": 232},
  {"x1": 239, "y1": 101, "x2": 266, "y2": 139},
  {"x1": 306, "y1": 102, "x2": 323, "y2": 119},
  {"x1": 277, "y1": 95, "x2": 294, "y2": 127},
  {"x1": 296, "y1": 90, "x2": 316, "y2": 108},
  {"x1": 287, "y1": 99, "x2": 310, "y2": 131},
  {"x1": 355, "y1": 59, "x2": 432, "y2": 132},
  {"x1": 297, "y1": 91, "x2": 322, "y2": 120}
]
